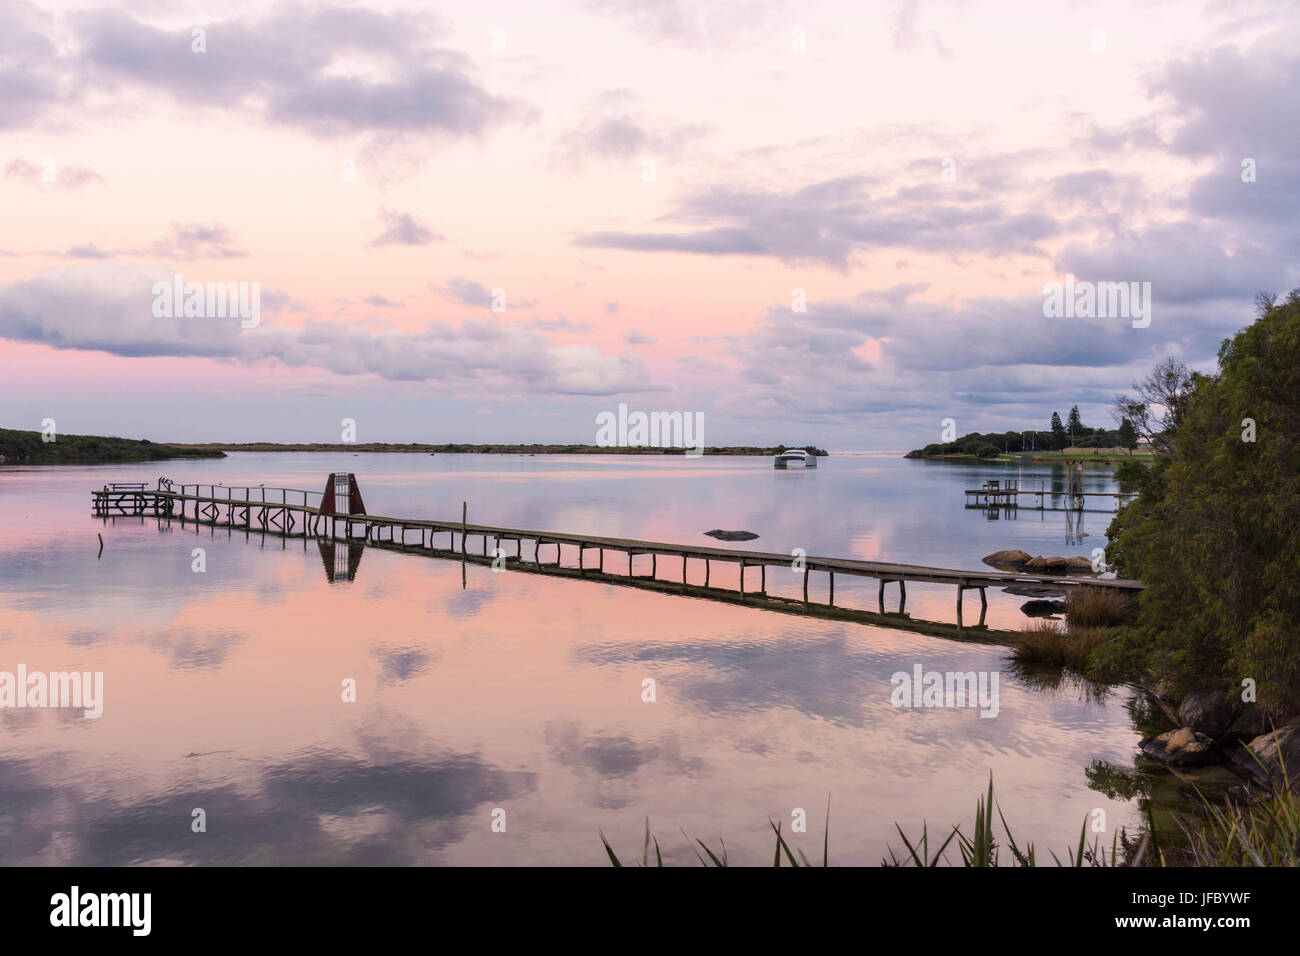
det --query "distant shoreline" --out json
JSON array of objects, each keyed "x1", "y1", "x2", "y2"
[
  {"x1": 172, "y1": 442, "x2": 832, "y2": 457},
  {"x1": 1, "y1": 427, "x2": 829, "y2": 464}
]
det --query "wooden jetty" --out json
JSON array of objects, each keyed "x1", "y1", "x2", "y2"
[
  {"x1": 93, "y1": 475, "x2": 1144, "y2": 631},
  {"x1": 964, "y1": 479, "x2": 1137, "y2": 512}
]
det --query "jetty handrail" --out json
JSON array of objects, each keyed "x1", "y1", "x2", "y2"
[{"x1": 168, "y1": 483, "x2": 323, "y2": 509}]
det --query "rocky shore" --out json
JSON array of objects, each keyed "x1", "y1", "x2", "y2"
[{"x1": 1138, "y1": 685, "x2": 1300, "y2": 789}]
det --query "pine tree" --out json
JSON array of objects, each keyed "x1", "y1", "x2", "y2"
[{"x1": 1050, "y1": 412, "x2": 1067, "y2": 450}]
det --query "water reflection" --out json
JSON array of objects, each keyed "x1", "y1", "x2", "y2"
[
  {"x1": 318, "y1": 538, "x2": 365, "y2": 583},
  {"x1": 0, "y1": 453, "x2": 1175, "y2": 865}
]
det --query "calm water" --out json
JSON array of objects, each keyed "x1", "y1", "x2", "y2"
[{"x1": 1, "y1": 452, "x2": 1160, "y2": 865}]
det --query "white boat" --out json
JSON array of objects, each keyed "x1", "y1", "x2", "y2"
[{"x1": 774, "y1": 449, "x2": 817, "y2": 469}]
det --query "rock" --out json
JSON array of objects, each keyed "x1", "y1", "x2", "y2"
[
  {"x1": 1226, "y1": 707, "x2": 1268, "y2": 744},
  {"x1": 1003, "y1": 585, "x2": 1067, "y2": 598},
  {"x1": 1177, "y1": 690, "x2": 1239, "y2": 742},
  {"x1": 1139, "y1": 727, "x2": 1217, "y2": 767},
  {"x1": 1024, "y1": 555, "x2": 1068, "y2": 572},
  {"x1": 703, "y1": 529, "x2": 759, "y2": 541},
  {"x1": 982, "y1": 549, "x2": 1031, "y2": 569},
  {"x1": 1231, "y1": 719, "x2": 1300, "y2": 786},
  {"x1": 1064, "y1": 555, "x2": 1097, "y2": 571},
  {"x1": 1020, "y1": 599, "x2": 1066, "y2": 617}
]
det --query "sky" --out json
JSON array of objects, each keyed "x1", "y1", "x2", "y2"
[{"x1": 1, "y1": 0, "x2": 1298, "y2": 449}]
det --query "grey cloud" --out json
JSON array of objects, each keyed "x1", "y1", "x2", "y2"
[
  {"x1": 436, "y1": 276, "x2": 491, "y2": 306},
  {"x1": 4, "y1": 158, "x2": 104, "y2": 189},
  {"x1": 624, "y1": 328, "x2": 655, "y2": 345},
  {"x1": 1056, "y1": 222, "x2": 1287, "y2": 306},
  {"x1": 574, "y1": 175, "x2": 1059, "y2": 267},
  {"x1": 585, "y1": 0, "x2": 787, "y2": 46},
  {"x1": 0, "y1": 5, "x2": 59, "y2": 129},
  {"x1": 147, "y1": 222, "x2": 248, "y2": 259},
  {"x1": 365, "y1": 295, "x2": 404, "y2": 308},
  {"x1": 554, "y1": 89, "x2": 708, "y2": 168},
  {"x1": 369, "y1": 207, "x2": 442, "y2": 247},
  {"x1": 529, "y1": 316, "x2": 593, "y2": 333},
  {"x1": 0, "y1": 264, "x2": 659, "y2": 396},
  {"x1": 7, "y1": 6, "x2": 527, "y2": 138}
]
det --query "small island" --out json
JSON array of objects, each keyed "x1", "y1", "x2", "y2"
[{"x1": 905, "y1": 406, "x2": 1149, "y2": 461}]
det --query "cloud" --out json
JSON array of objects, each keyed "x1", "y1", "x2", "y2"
[
  {"x1": 70, "y1": 7, "x2": 529, "y2": 138},
  {"x1": 369, "y1": 207, "x2": 443, "y2": 247},
  {"x1": 623, "y1": 328, "x2": 655, "y2": 345},
  {"x1": 147, "y1": 222, "x2": 248, "y2": 259},
  {"x1": 365, "y1": 295, "x2": 404, "y2": 309},
  {"x1": 0, "y1": 4, "x2": 61, "y2": 129},
  {"x1": 0, "y1": 264, "x2": 660, "y2": 396},
  {"x1": 528, "y1": 316, "x2": 593, "y2": 333},
  {"x1": 553, "y1": 89, "x2": 708, "y2": 168},
  {"x1": 434, "y1": 276, "x2": 491, "y2": 306},
  {"x1": 585, "y1": 0, "x2": 787, "y2": 46},
  {"x1": 574, "y1": 175, "x2": 1060, "y2": 268},
  {"x1": 4, "y1": 158, "x2": 103, "y2": 189},
  {"x1": 1, "y1": 5, "x2": 530, "y2": 141}
]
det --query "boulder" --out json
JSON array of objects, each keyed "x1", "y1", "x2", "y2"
[
  {"x1": 1231, "y1": 719, "x2": 1300, "y2": 785},
  {"x1": 1024, "y1": 555, "x2": 1068, "y2": 572},
  {"x1": 703, "y1": 529, "x2": 759, "y2": 541},
  {"x1": 1139, "y1": 727, "x2": 1216, "y2": 767},
  {"x1": 1020, "y1": 599, "x2": 1066, "y2": 617},
  {"x1": 1003, "y1": 585, "x2": 1067, "y2": 598},
  {"x1": 1177, "y1": 690, "x2": 1239, "y2": 742},
  {"x1": 1064, "y1": 555, "x2": 1097, "y2": 571},
  {"x1": 1226, "y1": 707, "x2": 1268, "y2": 744},
  {"x1": 982, "y1": 549, "x2": 1031, "y2": 569}
]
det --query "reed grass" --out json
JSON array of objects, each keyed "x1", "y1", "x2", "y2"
[
  {"x1": 600, "y1": 770, "x2": 1300, "y2": 866},
  {"x1": 1066, "y1": 586, "x2": 1135, "y2": 628},
  {"x1": 1010, "y1": 619, "x2": 1114, "y2": 671}
]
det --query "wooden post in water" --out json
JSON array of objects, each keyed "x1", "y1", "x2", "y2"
[{"x1": 461, "y1": 502, "x2": 467, "y2": 555}]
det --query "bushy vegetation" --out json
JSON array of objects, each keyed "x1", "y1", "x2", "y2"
[
  {"x1": 0, "y1": 427, "x2": 225, "y2": 464},
  {"x1": 1104, "y1": 290, "x2": 1300, "y2": 719},
  {"x1": 907, "y1": 406, "x2": 1138, "y2": 458}
]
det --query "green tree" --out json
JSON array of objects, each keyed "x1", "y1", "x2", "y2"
[
  {"x1": 1105, "y1": 290, "x2": 1300, "y2": 717},
  {"x1": 1117, "y1": 417, "x2": 1137, "y2": 452},
  {"x1": 1050, "y1": 411, "x2": 1067, "y2": 450},
  {"x1": 1067, "y1": 405, "x2": 1083, "y2": 437}
]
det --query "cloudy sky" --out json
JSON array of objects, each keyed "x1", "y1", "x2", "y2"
[{"x1": 2, "y1": 0, "x2": 1297, "y2": 449}]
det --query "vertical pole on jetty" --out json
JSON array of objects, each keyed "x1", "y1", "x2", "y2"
[
  {"x1": 461, "y1": 502, "x2": 467, "y2": 556},
  {"x1": 829, "y1": 572, "x2": 834, "y2": 606},
  {"x1": 739, "y1": 559, "x2": 745, "y2": 602},
  {"x1": 803, "y1": 567, "x2": 809, "y2": 605}
]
